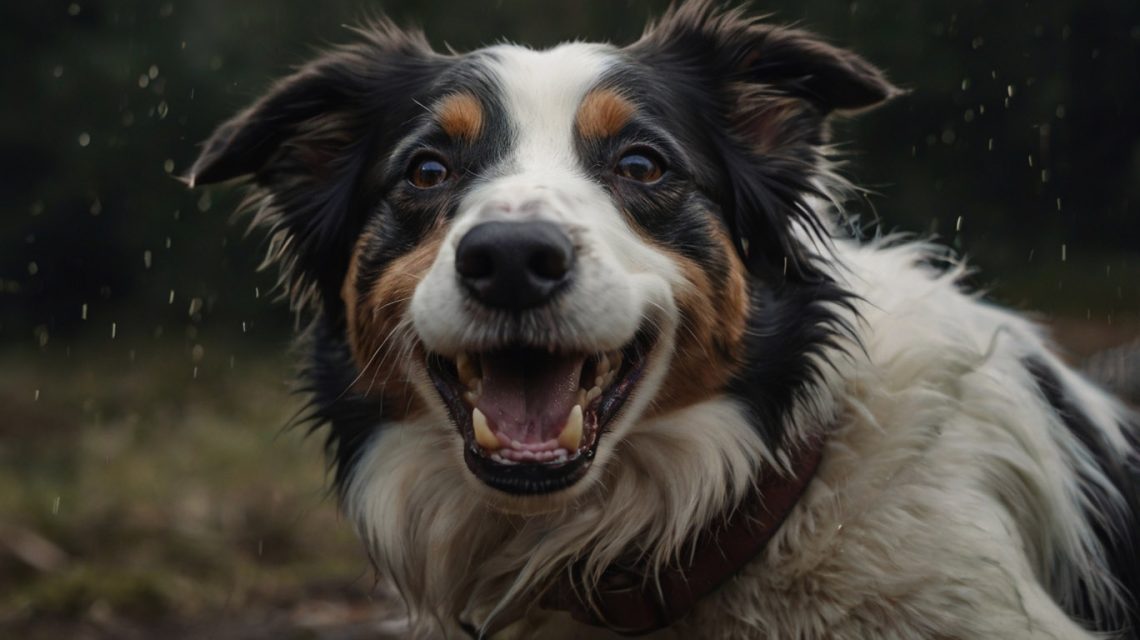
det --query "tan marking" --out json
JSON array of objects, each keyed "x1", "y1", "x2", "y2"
[
  {"x1": 342, "y1": 235, "x2": 367, "y2": 348},
  {"x1": 345, "y1": 226, "x2": 448, "y2": 419},
  {"x1": 648, "y1": 225, "x2": 750, "y2": 416},
  {"x1": 576, "y1": 89, "x2": 636, "y2": 140},
  {"x1": 436, "y1": 93, "x2": 484, "y2": 141}
]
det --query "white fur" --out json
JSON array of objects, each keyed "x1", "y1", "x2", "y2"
[{"x1": 353, "y1": 43, "x2": 1134, "y2": 640}]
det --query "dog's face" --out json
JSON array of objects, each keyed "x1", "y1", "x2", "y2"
[{"x1": 190, "y1": 4, "x2": 896, "y2": 509}]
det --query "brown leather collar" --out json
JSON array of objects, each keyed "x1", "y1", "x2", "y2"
[{"x1": 540, "y1": 434, "x2": 826, "y2": 636}]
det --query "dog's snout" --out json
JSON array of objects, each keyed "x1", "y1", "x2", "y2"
[{"x1": 455, "y1": 221, "x2": 575, "y2": 310}]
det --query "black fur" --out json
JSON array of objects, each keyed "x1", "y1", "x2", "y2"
[{"x1": 1025, "y1": 356, "x2": 1140, "y2": 635}]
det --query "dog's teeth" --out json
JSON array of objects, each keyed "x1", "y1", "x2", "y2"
[
  {"x1": 472, "y1": 408, "x2": 500, "y2": 451},
  {"x1": 457, "y1": 352, "x2": 479, "y2": 387},
  {"x1": 595, "y1": 375, "x2": 605, "y2": 389},
  {"x1": 464, "y1": 391, "x2": 479, "y2": 405},
  {"x1": 557, "y1": 404, "x2": 583, "y2": 451},
  {"x1": 597, "y1": 354, "x2": 610, "y2": 377},
  {"x1": 586, "y1": 386, "x2": 602, "y2": 403},
  {"x1": 577, "y1": 388, "x2": 587, "y2": 407}
]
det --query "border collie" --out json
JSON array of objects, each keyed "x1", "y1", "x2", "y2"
[{"x1": 189, "y1": 2, "x2": 1139, "y2": 637}]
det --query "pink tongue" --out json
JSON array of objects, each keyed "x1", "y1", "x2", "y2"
[{"x1": 475, "y1": 349, "x2": 585, "y2": 444}]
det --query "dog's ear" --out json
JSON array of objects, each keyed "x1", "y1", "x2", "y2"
[
  {"x1": 188, "y1": 22, "x2": 440, "y2": 312},
  {"x1": 633, "y1": 2, "x2": 900, "y2": 280}
]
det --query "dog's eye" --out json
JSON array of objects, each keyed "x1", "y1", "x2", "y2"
[
  {"x1": 407, "y1": 155, "x2": 450, "y2": 189},
  {"x1": 615, "y1": 149, "x2": 664, "y2": 184}
]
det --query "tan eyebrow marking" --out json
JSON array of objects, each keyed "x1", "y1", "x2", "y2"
[
  {"x1": 435, "y1": 92, "x2": 484, "y2": 141},
  {"x1": 576, "y1": 89, "x2": 636, "y2": 140}
]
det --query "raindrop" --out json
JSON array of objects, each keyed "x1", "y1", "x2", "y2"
[
  {"x1": 78, "y1": 132, "x2": 91, "y2": 147},
  {"x1": 971, "y1": 36, "x2": 984, "y2": 49},
  {"x1": 148, "y1": 64, "x2": 159, "y2": 79},
  {"x1": 1061, "y1": 244, "x2": 1067, "y2": 262},
  {"x1": 1055, "y1": 105, "x2": 1066, "y2": 119},
  {"x1": 90, "y1": 198, "x2": 102, "y2": 216},
  {"x1": 52, "y1": 496, "x2": 61, "y2": 514},
  {"x1": 111, "y1": 322, "x2": 117, "y2": 339},
  {"x1": 138, "y1": 74, "x2": 150, "y2": 89},
  {"x1": 1027, "y1": 154, "x2": 1034, "y2": 168},
  {"x1": 987, "y1": 138, "x2": 994, "y2": 151},
  {"x1": 941, "y1": 129, "x2": 956, "y2": 145},
  {"x1": 67, "y1": 3, "x2": 80, "y2": 16},
  {"x1": 1056, "y1": 198, "x2": 1062, "y2": 211},
  {"x1": 52, "y1": 65, "x2": 64, "y2": 78},
  {"x1": 164, "y1": 159, "x2": 175, "y2": 173},
  {"x1": 143, "y1": 250, "x2": 152, "y2": 269},
  {"x1": 27, "y1": 261, "x2": 38, "y2": 275},
  {"x1": 157, "y1": 101, "x2": 169, "y2": 119},
  {"x1": 188, "y1": 297, "x2": 203, "y2": 316},
  {"x1": 81, "y1": 303, "x2": 88, "y2": 320},
  {"x1": 169, "y1": 289, "x2": 175, "y2": 304},
  {"x1": 197, "y1": 193, "x2": 211, "y2": 212},
  {"x1": 191, "y1": 344, "x2": 205, "y2": 363},
  {"x1": 955, "y1": 216, "x2": 963, "y2": 232},
  {"x1": 34, "y1": 389, "x2": 40, "y2": 402}
]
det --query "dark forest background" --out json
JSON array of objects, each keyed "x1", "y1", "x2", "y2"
[{"x1": 1, "y1": 1, "x2": 1137, "y2": 637}]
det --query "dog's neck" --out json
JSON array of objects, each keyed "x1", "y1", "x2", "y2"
[{"x1": 540, "y1": 433, "x2": 827, "y2": 635}]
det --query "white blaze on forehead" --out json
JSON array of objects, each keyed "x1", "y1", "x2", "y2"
[{"x1": 481, "y1": 42, "x2": 615, "y2": 171}]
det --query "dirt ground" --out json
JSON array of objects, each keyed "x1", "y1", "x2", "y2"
[{"x1": 1, "y1": 315, "x2": 1137, "y2": 639}]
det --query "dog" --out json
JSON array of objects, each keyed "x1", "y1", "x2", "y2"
[{"x1": 189, "y1": 2, "x2": 1139, "y2": 637}]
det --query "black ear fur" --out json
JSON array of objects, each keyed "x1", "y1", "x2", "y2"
[
  {"x1": 187, "y1": 21, "x2": 441, "y2": 314},
  {"x1": 633, "y1": 1, "x2": 900, "y2": 282},
  {"x1": 189, "y1": 23, "x2": 437, "y2": 186}
]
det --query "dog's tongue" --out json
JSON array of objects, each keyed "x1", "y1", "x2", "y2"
[{"x1": 475, "y1": 348, "x2": 585, "y2": 444}]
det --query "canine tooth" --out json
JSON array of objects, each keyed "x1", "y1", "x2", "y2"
[
  {"x1": 472, "y1": 408, "x2": 500, "y2": 451},
  {"x1": 577, "y1": 388, "x2": 587, "y2": 407},
  {"x1": 457, "y1": 352, "x2": 480, "y2": 387},
  {"x1": 595, "y1": 376, "x2": 605, "y2": 389},
  {"x1": 558, "y1": 405, "x2": 583, "y2": 451},
  {"x1": 597, "y1": 354, "x2": 610, "y2": 377},
  {"x1": 586, "y1": 386, "x2": 602, "y2": 403}
]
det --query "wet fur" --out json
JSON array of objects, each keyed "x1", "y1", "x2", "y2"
[{"x1": 191, "y1": 2, "x2": 1139, "y2": 638}]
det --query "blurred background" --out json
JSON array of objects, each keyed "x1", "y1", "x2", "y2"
[{"x1": 2, "y1": 1, "x2": 1138, "y2": 638}]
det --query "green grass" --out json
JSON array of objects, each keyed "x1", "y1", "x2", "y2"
[{"x1": 0, "y1": 343, "x2": 370, "y2": 636}]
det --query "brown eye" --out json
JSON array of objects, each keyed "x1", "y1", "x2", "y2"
[
  {"x1": 615, "y1": 149, "x2": 664, "y2": 183},
  {"x1": 408, "y1": 156, "x2": 449, "y2": 189}
]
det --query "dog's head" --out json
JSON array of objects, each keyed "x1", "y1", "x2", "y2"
[{"x1": 191, "y1": 2, "x2": 896, "y2": 510}]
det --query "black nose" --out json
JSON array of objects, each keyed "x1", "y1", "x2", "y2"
[{"x1": 455, "y1": 221, "x2": 575, "y2": 310}]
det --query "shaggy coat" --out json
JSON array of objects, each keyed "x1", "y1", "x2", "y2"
[{"x1": 190, "y1": 3, "x2": 1139, "y2": 638}]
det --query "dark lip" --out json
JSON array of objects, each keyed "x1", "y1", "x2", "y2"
[{"x1": 426, "y1": 327, "x2": 656, "y2": 496}]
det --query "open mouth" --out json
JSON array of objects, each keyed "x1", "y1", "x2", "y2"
[{"x1": 426, "y1": 330, "x2": 655, "y2": 495}]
